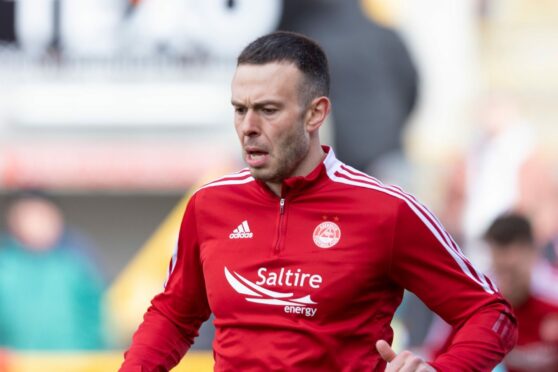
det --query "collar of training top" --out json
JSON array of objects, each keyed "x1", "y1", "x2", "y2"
[{"x1": 255, "y1": 146, "x2": 335, "y2": 197}]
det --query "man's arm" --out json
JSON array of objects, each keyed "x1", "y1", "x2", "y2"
[
  {"x1": 120, "y1": 194, "x2": 211, "y2": 371},
  {"x1": 390, "y1": 199, "x2": 517, "y2": 371}
]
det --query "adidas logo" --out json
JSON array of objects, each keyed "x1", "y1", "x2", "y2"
[{"x1": 229, "y1": 220, "x2": 253, "y2": 239}]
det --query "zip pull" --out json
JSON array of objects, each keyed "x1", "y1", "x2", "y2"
[{"x1": 279, "y1": 198, "x2": 285, "y2": 214}]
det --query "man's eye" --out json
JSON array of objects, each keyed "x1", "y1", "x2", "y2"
[
  {"x1": 262, "y1": 108, "x2": 277, "y2": 115},
  {"x1": 235, "y1": 107, "x2": 246, "y2": 115}
]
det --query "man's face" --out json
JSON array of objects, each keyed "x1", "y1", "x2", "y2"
[
  {"x1": 490, "y1": 242, "x2": 536, "y2": 307},
  {"x1": 7, "y1": 198, "x2": 63, "y2": 251},
  {"x1": 231, "y1": 62, "x2": 311, "y2": 185}
]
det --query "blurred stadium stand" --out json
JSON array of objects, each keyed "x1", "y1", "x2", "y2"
[{"x1": 1, "y1": 1, "x2": 558, "y2": 371}]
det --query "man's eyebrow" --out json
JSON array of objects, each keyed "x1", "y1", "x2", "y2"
[
  {"x1": 254, "y1": 100, "x2": 281, "y2": 106},
  {"x1": 231, "y1": 100, "x2": 282, "y2": 107}
]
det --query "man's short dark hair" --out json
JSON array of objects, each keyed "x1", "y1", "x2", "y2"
[
  {"x1": 237, "y1": 31, "x2": 330, "y2": 105},
  {"x1": 484, "y1": 213, "x2": 534, "y2": 247}
]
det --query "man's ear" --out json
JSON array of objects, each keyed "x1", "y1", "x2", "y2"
[{"x1": 305, "y1": 96, "x2": 331, "y2": 133}]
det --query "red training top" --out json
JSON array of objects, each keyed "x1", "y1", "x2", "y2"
[{"x1": 121, "y1": 147, "x2": 516, "y2": 371}]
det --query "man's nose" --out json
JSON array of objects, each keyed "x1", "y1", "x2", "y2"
[{"x1": 241, "y1": 110, "x2": 260, "y2": 136}]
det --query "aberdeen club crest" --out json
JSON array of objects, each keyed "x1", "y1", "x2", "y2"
[{"x1": 313, "y1": 221, "x2": 341, "y2": 248}]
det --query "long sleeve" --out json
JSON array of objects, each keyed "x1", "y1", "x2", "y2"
[
  {"x1": 120, "y1": 194, "x2": 211, "y2": 371},
  {"x1": 390, "y1": 200, "x2": 517, "y2": 371}
]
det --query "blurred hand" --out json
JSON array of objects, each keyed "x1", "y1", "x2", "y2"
[{"x1": 376, "y1": 340, "x2": 436, "y2": 372}]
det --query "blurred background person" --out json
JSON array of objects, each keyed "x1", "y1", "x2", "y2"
[
  {"x1": 279, "y1": 0, "x2": 418, "y2": 179},
  {"x1": 484, "y1": 213, "x2": 558, "y2": 371},
  {"x1": 0, "y1": 192, "x2": 106, "y2": 351},
  {"x1": 426, "y1": 213, "x2": 558, "y2": 372}
]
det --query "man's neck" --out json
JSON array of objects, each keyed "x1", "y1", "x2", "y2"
[
  {"x1": 266, "y1": 144, "x2": 326, "y2": 196},
  {"x1": 266, "y1": 182, "x2": 282, "y2": 197}
]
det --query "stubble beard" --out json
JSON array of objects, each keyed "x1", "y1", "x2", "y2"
[{"x1": 249, "y1": 123, "x2": 309, "y2": 184}]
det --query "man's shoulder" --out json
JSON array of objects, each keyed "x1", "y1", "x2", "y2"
[
  {"x1": 325, "y1": 162, "x2": 410, "y2": 206},
  {"x1": 194, "y1": 168, "x2": 255, "y2": 196}
]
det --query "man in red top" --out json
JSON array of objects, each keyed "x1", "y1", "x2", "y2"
[
  {"x1": 120, "y1": 31, "x2": 516, "y2": 371},
  {"x1": 484, "y1": 214, "x2": 558, "y2": 371}
]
